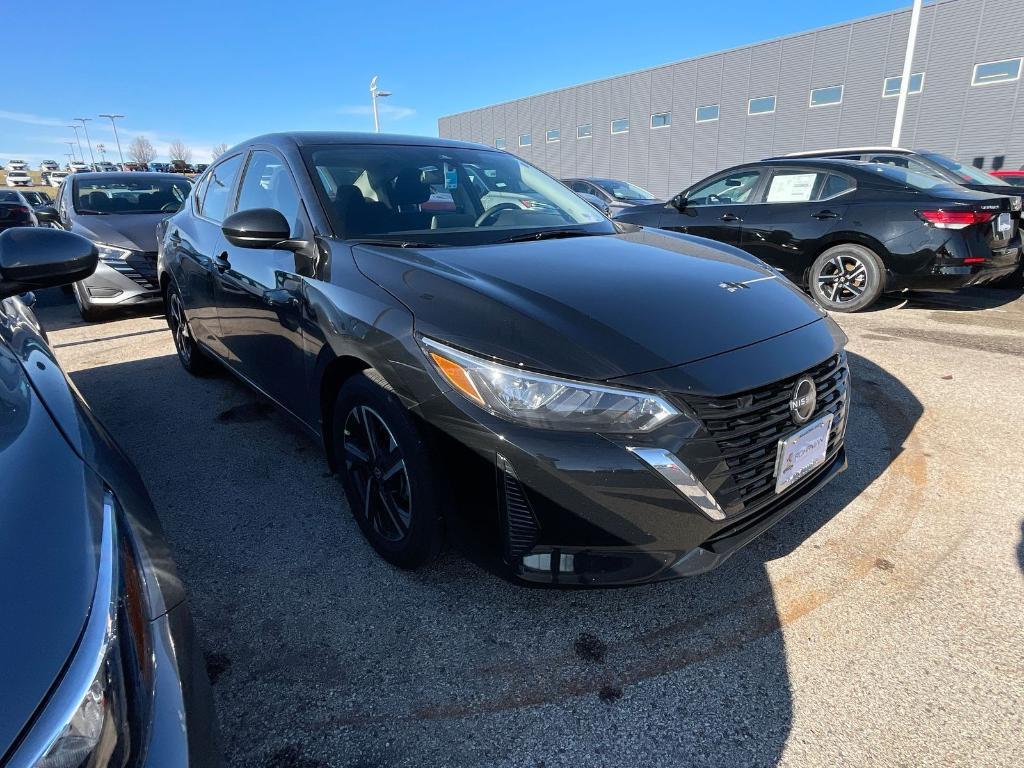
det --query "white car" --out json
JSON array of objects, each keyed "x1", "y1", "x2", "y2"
[
  {"x1": 5, "y1": 170, "x2": 31, "y2": 187},
  {"x1": 67, "y1": 161, "x2": 89, "y2": 173},
  {"x1": 7, "y1": 160, "x2": 28, "y2": 171},
  {"x1": 47, "y1": 171, "x2": 69, "y2": 188},
  {"x1": 39, "y1": 160, "x2": 60, "y2": 172}
]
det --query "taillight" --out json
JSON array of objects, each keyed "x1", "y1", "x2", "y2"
[
  {"x1": 962, "y1": 257, "x2": 987, "y2": 265},
  {"x1": 917, "y1": 209, "x2": 995, "y2": 229},
  {"x1": 13, "y1": 205, "x2": 30, "y2": 214}
]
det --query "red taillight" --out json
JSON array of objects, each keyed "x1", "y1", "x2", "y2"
[
  {"x1": 13, "y1": 205, "x2": 30, "y2": 214},
  {"x1": 962, "y1": 257, "x2": 987, "y2": 264},
  {"x1": 917, "y1": 209, "x2": 995, "y2": 229}
]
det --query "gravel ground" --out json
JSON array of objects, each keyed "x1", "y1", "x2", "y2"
[{"x1": 36, "y1": 285, "x2": 1024, "y2": 768}]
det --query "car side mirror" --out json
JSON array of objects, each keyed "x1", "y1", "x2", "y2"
[
  {"x1": 668, "y1": 194, "x2": 687, "y2": 211},
  {"x1": 0, "y1": 228, "x2": 98, "y2": 299},
  {"x1": 222, "y1": 208, "x2": 307, "y2": 250},
  {"x1": 34, "y1": 205, "x2": 59, "y2": 224}
]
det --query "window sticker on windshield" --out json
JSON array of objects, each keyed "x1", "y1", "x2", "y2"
[
  {"x1": 766, "y1": 173, "x2": 817, "y2": 203},
  {"x1": 444, "y1": 168, "x2": 458, "y2": 190}
]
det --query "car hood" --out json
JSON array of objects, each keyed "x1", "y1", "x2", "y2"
[
  {"x1": 0, "y1": 341, "x2": 99, "y2": 757},
  {"x1": 72, "y1": 212, "x2": 170, "y2": 251},
  {"x1": 353, "y1": 228, "x2": 825, "y2": 380}
]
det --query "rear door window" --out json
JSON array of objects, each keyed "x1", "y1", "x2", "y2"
[{"x1": 764, "y1": 170, "x2": 822, "y2": 203}]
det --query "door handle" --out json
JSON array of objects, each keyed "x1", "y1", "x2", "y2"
[
  {"x1": 812, "y1": 210, "x2": 840, "y2": 219},
  {"x1": 214, "y1": 252, "x2": 231, "y2": 272},
  {"x1": 720, "y1": 213, "x2": 741, "y2": 222}
]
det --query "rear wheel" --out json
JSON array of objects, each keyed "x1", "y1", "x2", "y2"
[
  {"x1": 808, "y1": 244, "x2": 885, "y2": 312},
  {"x1": 166, "y1": 284, "x2": 216, "y2": 375},
  {"x1": 332, "y1": 371, "x2": 444, "y2": 569}
]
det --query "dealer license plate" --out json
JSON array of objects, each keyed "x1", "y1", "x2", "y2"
[
  {"x1": 996, "y1": 212, "x2": 1013, "y2": 237},
  {"x1": 774, "y1": 413, "x2": 834, "y2": 494}
]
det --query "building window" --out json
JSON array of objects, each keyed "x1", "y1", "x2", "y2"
[
  {"x1": 495, "y1": 138, "x2": 506, "y2": 149},
  {"x1": 650, "y1": 112, "x2": 671, "y2": 128},
  {"x1": 748, "y1": 95, "x2": 776, "y2": 115},
  {"x1": 695, "y1": 104, "x2": 720, "y2": 123},
  {"x1": 809, "y1": 85, "x2": 843, "y2": 107},
  {"x1": 610, "y1": 118, "x2": 629, "y2": 134},
  {"x1": 972, "y1": 57, "x2": 1022, "y2": 86},
  {"x1": 577, "y1": 124, "x2": 592, "y2": 139},
  {"x1": 882, "y1": 72, "x2": 924, "y2": 97},
  {"x1": 519, "y1": 134, "x2": 532, "y2": 147},
  {"x1": 546, "y1": 129, "x2": 560, "y2": 143}
]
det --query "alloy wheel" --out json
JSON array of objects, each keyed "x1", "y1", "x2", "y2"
[
  {"x1": 342, "y1": 405, "x2": 412, "y2": 542},
  {"x1": 816, "y1": 251, "x2": 869, "y2": 305},
  {"x1": 169, "y1": 292, "x2": 192, "y2": 365}
]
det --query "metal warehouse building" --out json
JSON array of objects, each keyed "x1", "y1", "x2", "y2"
[{"x1": 438, "y1": 0, "x2": 1024, "y2": 198}]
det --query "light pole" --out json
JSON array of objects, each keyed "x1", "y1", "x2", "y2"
[
  {"x1": 891, "y1": 0, "x2": 923, "y2": 147},
  {"x1": 65, "y1": 142, "x2": 77, "y2": 165},
  {"x1": 369, "y1": 76, "x2": 392, "y2": 133},
  {"x1": 75, "y1": 117, "x2": 96, "y2": 165},
  {"x1": 97, "y1": 143, "x2": 107, "y2": 162},
  {"x1": 99, "y1": 113, "x2": 125, "y2": 167},
  {"x1": 67, "y1": 125, "x2": 83, "y2": 160}
]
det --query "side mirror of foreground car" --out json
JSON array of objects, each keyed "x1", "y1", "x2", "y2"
[
  {"x1": 222, "y1": 208, "x2": 308, "y2": 251},
  {"x1": 668, "y1": 194, "x2": 687, "y2": 211},
  {"x1": 0, "y1": 228, "x2": 98, "y2": 299},
  {"x1": 34, "y1": 205, "x2": 59, "y2": 224}
]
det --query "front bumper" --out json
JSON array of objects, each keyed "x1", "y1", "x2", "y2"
[
  {"x1": 79, "y1": 255, "x2": 161, "y2": 306},
  {"x1": 414, "y1": 322, "x2": 849, "y2": 587}
]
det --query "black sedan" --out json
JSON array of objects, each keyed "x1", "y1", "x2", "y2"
[
  {"x1": 616, "y1": 158, "x2": 1022, "y2": 312},
  {"x1": 0, "y1": 228, "x2": 219, "y2": 766},
  {"x1": 0, "y1": 190, "x2": 38, "y2": 232},
  {"x1": 563, "y1": 177, "x2": 663, "y2": 212},
  {"x1": 36, "y1": 172, "x2": 192, "y2": 320},
  {"x1": 158, "y1": 132, "x2": 850, "y2": 586}
]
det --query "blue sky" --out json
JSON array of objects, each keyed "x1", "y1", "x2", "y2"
[{"x1": 2, "y1": 0, "x2": 910, "y2": 164}]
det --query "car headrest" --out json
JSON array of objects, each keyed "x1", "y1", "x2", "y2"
[{"x1": 391, "y1": 168, "x2": 431, "y2": 206}]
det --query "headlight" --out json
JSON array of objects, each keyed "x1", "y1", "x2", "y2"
[
  {"x1": 13, "y1": 489, "x2": 135, "y2": 768},
  {"x1": 421, "y1": 337, "x2": 678, "y2": 432},
  {"x1": 96, "y1": 243, "x2": 132, "y2": 262}
]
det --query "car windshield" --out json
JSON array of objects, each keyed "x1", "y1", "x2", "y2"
[
  {"x1": 73, "y1": 176, "x2": 192, "y2": 214},
  {"x1": 303, "y1": 144, "x2": 611, "y2": 245},
  {"x1": 919, "y1": 151, "x2": 1009, "y2": 186},
  {"x1": 862, "y1": 163, "x2": 952, "y2": 191},
  {"x1": 592, "y1": 179, "x2": 657, "y2": 200}
]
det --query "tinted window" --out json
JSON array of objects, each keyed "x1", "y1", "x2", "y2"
[
  {"x1": 918, "y1": 151, "x2": 1010, "y2": 186},
  {"x1": 819, "y1": 174, "x2": 855, "y2": 199},
  {"x1": 862, "y1": 164, "x2": 948, "y2": 191},
  {"x1": 236, "y1": 150, "x2": 303, "y2": 236},
  {"x1": 764, "y1": 170, "x2": 822, "y2": 203},
  {"x1": 867, "y1": 154, "x2": 949, "y2": 181},
  {"x1": 883, "y1": 72, "x2": 924, "y2": 97},
  {"x1": 569, "y1": 181, "x2": 592, "y2": 194},
  {"x1": 748, "y1": 96, "x2": 776, "y2": 115},
  {"x1": 577, "y1": 124, "x2": 592, "y2": 139},
  {"x1": 73, "y1": 176, "x2": 192, "y2": 215},
  {"x1": 972, "y1": 58, "x2": 1021, "y2": 86},
  {"x1": 610, "y1": 118, "x2": 629, "y2": 134},
  {"x1": 687, "y1": 169, "x2": 762, "y2": 205},
  {"x1": 809, "y1": 85, "x2": 843, "y2": 107},
  {"x1": 192, "y1": 172, "x2": 211, "y2": 215},
  {"x1": 591, "y1": 179, "x2": 655, "y2": 201},
  {"x1": 200, "y1": 154, "x2": 243, "y2": 222},
  {"x1": 696, "y1": 104, "x2": 720, "y2": 122},
  {"x1": 650, "y1": 112, "x2": 671, "y2": 128}
]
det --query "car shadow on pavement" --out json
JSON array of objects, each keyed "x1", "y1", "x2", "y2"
[
  {"x1": 861, "y1": 285, "x2": 1022, "y2": 313},
  {"x1": 64, "y1": 348, "x2": 920, "y2": 768}
]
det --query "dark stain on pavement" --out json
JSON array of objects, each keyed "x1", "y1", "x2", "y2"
[{"x1": 574, "y1": 633, "x2": 607, "y2": 663}]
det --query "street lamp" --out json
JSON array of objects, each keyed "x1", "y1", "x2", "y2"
[
  {"x1": 75, "y1": 118, "x2": 96, "y2": 165},
  {"x1": 65, "y1": 142, "x2": 77, "y2": 165},
  {"x1": 99, "y1": 113, "x2": 125, "y2": 167},
  {"x1": 369, "y1": 76, "x2": 392, "y2": 133},
  {"x1": 67, "y1": 125, "x2": 83, "y2": 160}
]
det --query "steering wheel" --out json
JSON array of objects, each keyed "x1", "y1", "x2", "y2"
[
  {"x1": 475, "y1": 202, "x2": 521, "y2": 227},
  {"x1": 160, "y1": 202, "x2": 180, "y2": 213}
]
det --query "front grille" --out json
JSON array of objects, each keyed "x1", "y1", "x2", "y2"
[
  {"x1": 678, "y1": 353, "x2": 849, "y2": 518},
  {"x1": 101, "y1": 250, "x2": 157, "y2": 291},
  {"x1": 496, "y1": 454, "x2": 540, "y2": 559}
]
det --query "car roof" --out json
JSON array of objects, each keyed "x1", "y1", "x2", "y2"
[
  {"x1": 772, "y1": 146, "x2": 914, "y2": 159},
  {"x1": 231, "y1": 131, "x2": 494, "y2": 154},
  {"x1": 70, "y1": 172, "x2": 188, "y2": 181}
]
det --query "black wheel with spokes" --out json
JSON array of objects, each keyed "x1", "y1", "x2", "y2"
[
  {"x1": 332, "y1": 371, "x2": 444, "y2": 568},
  {"x1": 809, "y1": 243, "x2": 885, "y2": 312},
  {"x1": 166, "y1": 284, "x2": 215, "y2": 375}
]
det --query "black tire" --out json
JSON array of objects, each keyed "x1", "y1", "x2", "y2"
[
  {"x1": 332, "y1": 371, "x2": 444, "y2": 569},
  {"x1": 165, "y1": 283, "x2": 216, "y2": 376},
  {"x1": 72, "y1": 281, "x2": 107, "y2": 322},
  {"x1": 808, "y1": 243, "x2": 885, "y2": 313}
]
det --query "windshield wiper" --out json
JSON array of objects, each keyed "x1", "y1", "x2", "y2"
[
  {"x1": 350, "y1": 238, "x2": 443, "y2": 249},
  {"x1": 497, "y1": 229, "x2": 597, "y2": 244}
]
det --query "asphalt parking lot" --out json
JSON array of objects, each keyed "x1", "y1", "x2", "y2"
[{"x1": 35, "y1": 286, "x2": 1024, "y2": 768}]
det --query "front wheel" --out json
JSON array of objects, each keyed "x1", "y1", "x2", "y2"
[
  {"x1": 808, "y1": 244, "x2": 885, "y2": 313},
  {"x1": 332, "y1": 371, "x2": 444, "y2": 569}
]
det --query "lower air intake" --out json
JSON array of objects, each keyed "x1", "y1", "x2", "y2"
[{"x1": 496, "y1": 454, "x2": 540, "y2": 560}]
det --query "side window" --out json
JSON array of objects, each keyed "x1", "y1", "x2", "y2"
[
  {"x1": 818, "y1": 174, "x2": 855, "y2": 200},
  {"x1": 192, "y1": 172, "x2": 211, "y2": 216},
  {"x1": 868, "y1": 154, "x2": 943, "y2": 180},
  {"x1": 763, "y1": 170, "x2": 823, "y2": 203},
  {"x1": 570, "y1": 181, "x2": 591, "y2": 195},
  {"x1": 200, "y1": 154, "x2": 243, "y2": 223},
  {"x1": 686, "y1": 170, "x2": 762, "y2": 206},
  {"x1": 236, "y1": 150, "x2": 303, "y2": 236}
]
